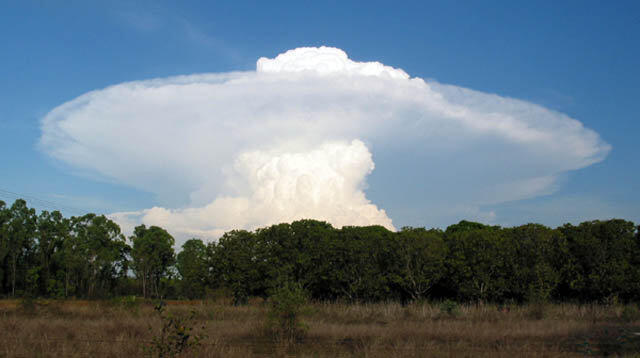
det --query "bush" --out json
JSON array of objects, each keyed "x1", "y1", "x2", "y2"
[
  {"x1": 145, "y1": 302, "x2": 206, "y2": 357},
  {"x1": 19, "y1": 296, "x2": 37, "y2": 315},
  {"x1": 527, "y1": 303, "x2": 547, "y2": 320},
  {"x1": 577, "y1": 327, "x2": 640, "y2": 357},
  {"x1": 439, "y1": 299, "x2": 460, "y2": 317},
  {"x1": 264, "y1": 282, "x2": 309, "y2": 343},
  {"x1": 621, "y1": 304, "x2": 640, "y2": 323}
]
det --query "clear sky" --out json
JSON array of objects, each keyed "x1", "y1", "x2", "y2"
[{"x1": 1, "y1": 1, "x2": 638, "y2": 239}]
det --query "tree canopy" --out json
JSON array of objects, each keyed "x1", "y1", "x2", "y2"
[{"x1": 1, "y1": 198, "x2": 639, "y2": 303}]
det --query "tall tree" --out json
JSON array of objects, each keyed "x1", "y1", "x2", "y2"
[
  {"x1": 257, "y1": 220, "x2": 335, "y2": 292},
  {"x1": 445, "y1": 220, "x2": 498, "y2": 235},
  {"x1": 213, "y1": 230, "x2": 265, "y2": 304},
  {"x1": 559, "y1": 220, "x2": 638, "y2": 302},
  {"x1": 503, "y1": 224, "x2": 562, "y2": 302},
  {"x1": 393, "y1": 227, "x2": 447, "y2": 302},
  {"x1": 35, "y1": 210, "x2": 69, "y2": 296},
  {"x1": 322, "y1": 225, "x2": 394, "y2": 302},
  {"x1": 445, "y1": 224, "x2": 508, "y2": 302},
  {"x1": 6, "y1": 199, "x2": 36, "y2": 296},
  {"x1": 130, "y1": 225, "x2": 175, "y2": 298},
  {"x1": 0, "y1": 200, "x2": 10, "y2": 295},
  {"x1": 64, "y1": 214, "x2": 129, "y2": 297},
  {"x1": 176, "y1": 239, "x2": 208, "y2": 299}
]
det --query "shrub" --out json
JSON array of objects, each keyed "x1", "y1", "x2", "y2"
[
  {"x1": 19, "y1": 296, "x2": 37, "y2": 315},
  {"x1": 527, "y1": 303, "x2": 546, "y2": 320},
  {"x1": 577, "y1": 327, "x2": 640, "y2": 357},
  {"x1": 439, "y1": 299, "x2": 460, "y2": 317},
  {"x1": 264, "y1": 282, "x2": 309, "y2": 343},
  {"x1": 621, "y1": 304, "x2": 640, "y2": 323},
  {"x1": 145, "y1": 302, "x2": 206, "y2": 358},
  {"x1": 122, "y1": 295, "x2": 141, "y2": 316}
]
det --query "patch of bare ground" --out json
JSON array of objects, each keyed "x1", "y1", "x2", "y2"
[{"x1": 1, "y1": 300, "x2": 639, "y2": 357}]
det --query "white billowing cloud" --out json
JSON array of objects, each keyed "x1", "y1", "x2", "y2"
[
  {"x1": 40, "y1": 46, "x2": 610, "y2": 243},
  {"x1": 257, "y1": 46, "x2": 409, "y2": 79},
  {"x1": 109, "y1": 140, "x2": 393, "y2": 239}
]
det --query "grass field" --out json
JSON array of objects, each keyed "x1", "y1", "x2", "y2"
[{"x1": 1, "y1": 299, "x2": 639, "y2": 357}]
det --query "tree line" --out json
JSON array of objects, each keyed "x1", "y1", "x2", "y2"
[{"x1": 1, "y1": 198, "x2": 639, "y2": 304}]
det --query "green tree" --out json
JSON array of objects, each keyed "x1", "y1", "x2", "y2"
[
  {"x1": 445, "y1": 220, "x2": 499, "y2": 235},
  {"x1": 445, "y1": 224, "x2": 508, "y2": 302},
  {"x1": 503, "y1": 224, "x2": 562, "y2": 302},
  {"x1": 633, "y1": 225, "x2": 640, "y2": 301},
  {"x1": 393, "y1": 227, "x2": 447, "y2": 302},
  {"x1": 559, "y1": 220, "x2": 638, "y2": 302},
  {"x1": 321, "y1": 225, "x2": 394, "y2": 302},
  {"x1": 213, "y1": 230, "x2": 265, "y2": 304},
  {"x1": 63, "y1": 214, "x2": 129, "y2": 297},
  {"x1": 6, "y1": 199, "x2": 37, "y2": 296},
  {"x1": 255, "y1": 223, "x2": 295, "y2": 288},
  {"x1": 130, "y1": 225, "x2": 175, "y2": 298},
  {"x1": 35, "y1": 210, "x2": 69, "y2": 296},
  {"x1": 176, "y1": 239, "x2": 207, "y2": 299},
  {"x1": 57, "y1": 223, "x2": 81, "y2": 297},
  {"x1": 257, "y1": 220, "x2": 335, "y2": 293},
  {"x1": 0, "y1": 200, "x2": 11, "y2": 296}
]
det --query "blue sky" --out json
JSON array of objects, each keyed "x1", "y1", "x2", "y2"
[{"x1": 1, "y1": 1, "x2": 638, "y2": 236}]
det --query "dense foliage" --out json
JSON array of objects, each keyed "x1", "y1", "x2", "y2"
[{"x1": 1, "y1": 199, "x2": 638, "y2": 303}]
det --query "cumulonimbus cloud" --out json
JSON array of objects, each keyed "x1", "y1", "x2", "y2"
[{"x1": 40, "y1": 46, "x2": 610, "y2": 242}]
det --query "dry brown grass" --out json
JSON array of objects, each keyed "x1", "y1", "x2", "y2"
[{"x1": 1, "y1": 299, "x2": 639, "y2": 357}]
